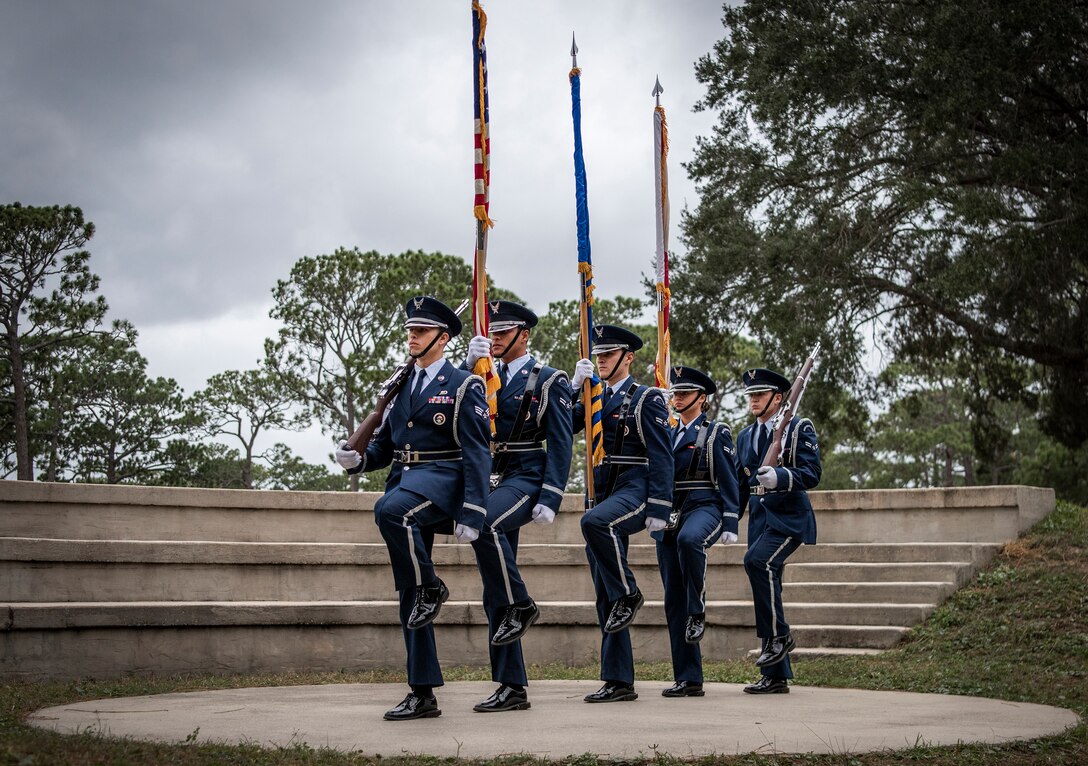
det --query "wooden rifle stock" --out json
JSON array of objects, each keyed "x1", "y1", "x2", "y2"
[
  {"x1": 344, "y1": 360, "x2": 415, "y2": 453},
  {"x1": 760, "y1": 343, "x2": 821, "y2": 468}
]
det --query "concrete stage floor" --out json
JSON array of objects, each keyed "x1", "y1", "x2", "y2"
[{"x1": 28, "y1": 680, "x2": 1079, "y2": 759}]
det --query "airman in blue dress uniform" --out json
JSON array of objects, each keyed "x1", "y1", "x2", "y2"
[
  {"x1": 570, "y1": 325, "x2": 674, "y2": 703},
  {"x1": 335, "y1": 296, "x2": 491, "y2": 720},
  {"x1": 654, "y1": 366, "x2": 741, "y2": 698},
  {"x1": 734, "y1": 367, "x2": 821, "y2": 694},
  {"x1": 461, "y1": 300, "x2": 574, "y2": 713}
]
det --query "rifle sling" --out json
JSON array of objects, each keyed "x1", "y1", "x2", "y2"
[
  {"x1": 491, "y1": 363, "x2": 543, "y2": 478},
  {"x1": 671, "y1": 421, "x2": 713, "y2": 516},
  {"x1": 602, "y1": 385, "x2": 639, "y2": 497}
]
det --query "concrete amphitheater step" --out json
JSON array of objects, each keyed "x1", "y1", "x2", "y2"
[
  {"x1": 0, "y1": 482, "x2": 1055, "y2": 546},
  {"x1": 1, "y1": 600, "x2": 913, "y2": 680},
  {"x1": 2, "y1": 538, "x2": 966, "y2": 604}
]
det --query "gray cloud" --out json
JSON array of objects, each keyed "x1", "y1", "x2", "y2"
[{"x1": 2, "y1": 1, "x2": 724, "y2": 330}]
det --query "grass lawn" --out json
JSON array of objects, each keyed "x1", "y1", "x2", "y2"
[{"x1": 2, "y1": 501, "x2": 1085, "y2": 765}]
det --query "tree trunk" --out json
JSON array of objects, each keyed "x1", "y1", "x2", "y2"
[
  {"x1": 942, "y1": 446, "x2": 954, "y2": 487},
  {"x1": 963, "y1": 454, "x2": 975, "y2": 486},
  {"x1": 7, "y1": 327, "x2": 33, "y2": 480}
]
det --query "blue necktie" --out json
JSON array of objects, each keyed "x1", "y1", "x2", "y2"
[
  {"x1": 498, "y1": 362, "x2": 508, "y2": 386},
  {"x1": 410, "y1": 369, "x2": 426, "y2": 405},
  {"x1": 755, "y1": 425, "x2": 769, "y2": 460}
]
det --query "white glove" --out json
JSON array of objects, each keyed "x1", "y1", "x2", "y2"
[
  {"x1": 466, "y1": 335, "x2": 492, "y2": 368},
  {"x1": 531, "y1": 503, "x2": 556, "y2": 524},
  {"x1": 335, "y1": 440, "x2": 362, "y2": 470},
  {"x1": 454, "y1": 523, "x2": 480, "y2": 543},
  {"x1": 645, "y1": 517, "x2": 668, "y2": 534},
  {"x1": 756, "y1": 466, "x2": 778, "y2": 489},
  {"x1": 571, "y1": 358, "x2": 595, "y2": 389},
  {"x1": 718, "y1": 531, "x2": 739, "y2": 546}
]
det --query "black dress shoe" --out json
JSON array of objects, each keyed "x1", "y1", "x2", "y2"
[
  {"x1": 473, "y1": 684, "x2": 531, "y2": 712},
  {"x1": 754, "y1": 633, "x2": 795, "y2": 667},
  {"x1": 684, "y1": 613, "x2": 705, "y2": 644},
  {"x1": 662, "y1": 680, "x2": 705, "y2": 698},
  {"x1": 406, "y1": 579, "x2": 449, "y2": 630},
  {"x1": 743, "y1": 676, "x2": 789, "y2": 694},
  {"x1": 603, "y1": 590, "x2": 644, "y2": 633},
  {"x1": 584, "y1": 682, "x2": 638, "y2": 703},
  {"x1": 383, "y1": 692, "x2": 442, "y2": 720},
  {"x1": 491, "y1": 600, "x2": 540, "y2": 646}
]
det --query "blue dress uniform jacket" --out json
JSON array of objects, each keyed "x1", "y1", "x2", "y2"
[
  {"x1": 352, "y1": 360, "x2": 492, "y2": 530},
  {"x1": 663, "y1": 414, "x2": 742, "y2": 536},
  {"x1": 465, "y1": 359, "x2": 574, "y2": 512},
  {"x1": 735, "y1": 416, "x2": 820, "y2": 544},
  {"x1": 573, "y1": 378, "x2": 675, "y2": 521}
]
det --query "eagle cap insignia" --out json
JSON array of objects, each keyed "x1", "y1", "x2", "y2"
[
  {"x1": 413, "y1": 296, "x2": 425, "y2": 309},
  {"x1": 673, "y1": 366, "x2": 684, "y2": 378},
  {"x1": 489, "y1": 301, "x2": 501, "y2": 313},
  {"x1": 595, "y1": 326, "x2": 604, "y2": 338},
  {"x1": 747, "y1": 369, "x2": 757, "y2": 379}
]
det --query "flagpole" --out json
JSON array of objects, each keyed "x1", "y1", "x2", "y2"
[
  {"x1": 652, "y1": 75, "x2": 672, "y2": 394},
  {"x1": 570, "y1": 34, "x2": 602, "y2": 507},
  {"x1": 471, "y1": 0, "x2": 499, "y2": 433}
]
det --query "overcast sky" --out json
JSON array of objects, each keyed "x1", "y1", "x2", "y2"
[{"x1": 1, "y1": 1, "x2": 727, "y2": 467}]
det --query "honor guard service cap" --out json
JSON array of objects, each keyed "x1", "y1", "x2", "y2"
[
  {"x1": 669, "y1": 366, "x2": 717, "y2": 395},
  {"x1": 742, "y1": 368, "x2": 791, "y2": 395},
  {"x1": 591, "y1": 324, "x2": 644, "y2": 354},
  {"x1": 488, "y1": 300, "x2": 538, "y2": 333},
  {"x1": 404, "y1": 296, "x2": 463, "y2": 337}
]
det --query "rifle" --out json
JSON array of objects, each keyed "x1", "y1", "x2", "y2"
[
  {"x1": 344, "y1": 299, "x2": 470, "y2": 453},
  {"x1": 760, "y1": 343, "x2": 821, "y2": 468}
]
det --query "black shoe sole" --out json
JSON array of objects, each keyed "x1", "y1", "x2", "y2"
[
  {"x1": 743, "y1": 685, "x2": 789, "y2": 695},
  {"x1": 383, "y1": 709, "x2": 443, "y2": 720},
  {"x1": 472, "y1": 700, "x2": 531, "y2": 712},
  {"x1": 662, "y1": 689, "x2": 705, "y2": 698},
  {"x1": 491, "y1": 606, "x2": 540, "y2": 646},
  {"x1": 684, "y1": 634, "x2": 704, "y2": 645},
  {"x1": 584, "y1": 692, "x2": 638, "y2": 703}
]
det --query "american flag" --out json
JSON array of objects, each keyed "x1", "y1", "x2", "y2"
[{"x1": 471, "y1": 0, "x2": 498, "y2": 432}]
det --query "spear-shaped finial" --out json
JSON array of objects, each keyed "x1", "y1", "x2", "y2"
[
  {"x1": 653, "y1": 75, "x2": 664, "y2": 106},
  {"x1": 571, "y1": 32, "x2": 579, "y2": 69}
]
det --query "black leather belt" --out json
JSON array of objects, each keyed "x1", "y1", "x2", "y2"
[
  {"x1": 602, "y1": 455, "x2": 649, "y2": 466},
  {"x1": 491, "y1": 440, "x2": 544, "y2": 454},
  {"x1": 675, "y1": 480, "x2": 714, "y2": 490},
  {"x1": 393, "y1": 449, "x2": 463, "y2": 464}
]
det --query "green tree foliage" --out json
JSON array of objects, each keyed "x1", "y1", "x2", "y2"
[
  {"x1": 64, "y1": 335, "x2": 197, "y2": 484},
  {"x1": 259, "y1": 443, "x2": 350, "y2": 491},
  {"x1": 0, "y1": 203, "x2": 124, "y2": 479},
  {"x1": 679, "y1": 0, "x2": 1088, "y2": 448},
  {"x1": 192, "y1": 367, "x2": 308, "y2": 489}
]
